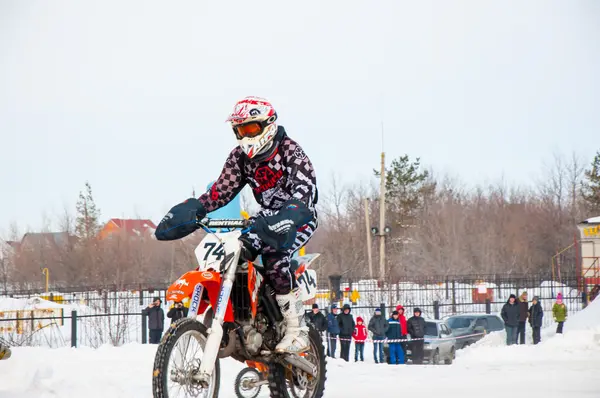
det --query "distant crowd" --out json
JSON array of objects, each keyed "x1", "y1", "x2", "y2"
[
  {"x1": 306, "y1": 303, "x2": 427, "y2": 365},
  {"x1": 500, "y1": 291, "x2": 568, "y2": 346},
  {"x1": 139, "y1": 292, "x2": 570, "y2": 358}
]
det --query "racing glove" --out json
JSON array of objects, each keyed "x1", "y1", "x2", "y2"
[
  {"x1": 251, "y1": 199, "x2": 313, "y2": 251},
  {"x1": 155, "y1": 198, "x2": 207, "y2": 241}
]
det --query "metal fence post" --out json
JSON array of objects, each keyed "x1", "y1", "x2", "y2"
[
  {"x1": 433, "y1": 301, "x2": 440, "y2": 320},
  {"x1": 142, "y1": 311, "x2": 148, "y2": 344},
  {"x1": 71, "y1": 310, "x2": 78, "y2": 347},
  {"x1": 485, "y1": 299, "x2": 491, "y2": 314},
  {"x1": 139, "y1": 289, "x2": 144, "y2": 306},
  {"x1": 451, "y1": 280, "x2": 457, "y2": 313},
  {"x1": 380, "y1": 302, "x2": 386, "y2": 318}
]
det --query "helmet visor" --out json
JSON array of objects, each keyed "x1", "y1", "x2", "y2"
[{"x1": 234, "y1": 122, "x2": 263, "y2": 139}]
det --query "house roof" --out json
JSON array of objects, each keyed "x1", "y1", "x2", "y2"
[
  {"x1": 107, "y1": 218, "x2": 157, "y2": 236},
  {"x1": 5, "y1": 241, "x2": 20, "y2": 250},
  {"x1": 21, "y1": 232, "x2": 72, "y2": 248}
]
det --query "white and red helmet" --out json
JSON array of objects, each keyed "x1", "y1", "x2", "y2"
[{"x1": 226, "y1": 96, "x2": 278, "y2": 159}]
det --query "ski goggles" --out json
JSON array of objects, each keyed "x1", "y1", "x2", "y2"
[{"x1": 234, "y1": 122, "x2": 264, "y2": 139}]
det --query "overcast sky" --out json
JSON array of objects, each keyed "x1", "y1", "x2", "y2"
[{"x1": 1, "y1": 0, "x2": 599, "y2": 235}]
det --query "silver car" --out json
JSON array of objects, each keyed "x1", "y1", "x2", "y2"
[{"x1": 407, "y1": 319, "x2": 456, "y2": 365}]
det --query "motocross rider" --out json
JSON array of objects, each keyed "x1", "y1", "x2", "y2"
[{"x1": 155, "y1": 96, "x2": 318, "y2": 354}]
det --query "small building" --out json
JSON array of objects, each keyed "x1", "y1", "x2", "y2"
[
  {"x1": 577, "y1": 216, "x2": 600, "y2": 297},
  {"x1": 19, "y1": 232, "x2": 73, "y2": 251},
  {"x1": 99, "y1": 218, "x2": 157, "y2": 239}
]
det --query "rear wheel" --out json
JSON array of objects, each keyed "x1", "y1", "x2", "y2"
[
  {"x1": 152, "y1": 318, "x2": 220, "y2": 398},
  {"x1": 268, "y1": 327, "x2": 326, "y2": 398},
  {"x1": 234, "y1": 368, "x2": 263, "y2": 398}
]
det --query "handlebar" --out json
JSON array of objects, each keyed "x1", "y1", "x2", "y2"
[{"x1": 197, "y1": 217, "x2": 251, "y2": 229}]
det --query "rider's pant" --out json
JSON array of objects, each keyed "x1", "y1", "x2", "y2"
[{"x1": 244, "y1": 218, "x2": 317, "y2": 295}]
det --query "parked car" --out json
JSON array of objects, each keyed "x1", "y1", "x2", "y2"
[
  {"x1": 404, "y1": 319, "x2": 457, "y2": 365},
  {"x1": 446, "y1": 313, "x2": 505, "y2": 349}
]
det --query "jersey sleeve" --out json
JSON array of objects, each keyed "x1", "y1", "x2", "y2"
[
  {"x1": 282, "y1": 138, "x2": 318, "y2": 211},
  {"x1": 198, "y1": 147, "x2": 246, "y2": 212}
]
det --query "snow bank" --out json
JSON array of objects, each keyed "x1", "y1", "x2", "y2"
[
  {"x1": 0, "y1": 296, "x2": 144, "y2": 348},
  {"x1": 458, "y1": 296, "x2": 600, "y2": 365},
  {"x1": 565, "y1": 295, "x2": 600, "y2": 332},
  {"x1": 0, "y1": 297, "x2": 72, "y2": 311}
]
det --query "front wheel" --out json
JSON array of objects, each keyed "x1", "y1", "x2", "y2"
[
  {"x1": 152, "y1": 318, "x2": 220, "y2": 398},
  {"x1": 268, "y1": 327, "x2": 327, "y2": 398}
]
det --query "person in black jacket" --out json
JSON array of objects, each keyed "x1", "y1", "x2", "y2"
[
  {"x1": 501, "y1": 294, "x2": 520, "y2": 346},
  {"x1": 167, "y1": 301, "x2": 188, "y2": 323},
  {"x1": 337, "y1": 304, "x2": 355, "y2": 362},
  {"x1": 407, "y1": 308, "x2": 426, "y2": 364},
  {"x1": 368, "y1": 308, "x2": 389, "y2": 363},
  {"x1": 306, "y1": 303, "x2": 327, "y2": 333},
  {"x1": 528, "y1": 296, "x2": 544, "y2": 345},
  {"x1": 143, "y1": 297, "x2": 165, "y2": 344}
]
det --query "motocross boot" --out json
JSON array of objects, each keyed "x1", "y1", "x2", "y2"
[{"x1": 275, "y1": 288, "x2": 309, "y2": 354}]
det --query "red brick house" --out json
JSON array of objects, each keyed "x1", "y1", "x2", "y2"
[{"x1": 99, "y1": 219, "x2": 157, "y2": 239}]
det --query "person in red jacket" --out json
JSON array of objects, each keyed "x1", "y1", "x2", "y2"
[
  {"x1": 352, "y1": 316, "x2": 368, "y2": 362},
  {"x1": 396, "y1": 305, "x2": 408, "y2": 353}
]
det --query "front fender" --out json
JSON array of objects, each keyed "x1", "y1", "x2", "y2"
[{"x1": 166, "y1": 270, "x2": 234, "y2": 322}]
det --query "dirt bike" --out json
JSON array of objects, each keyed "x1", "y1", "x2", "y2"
[{"x1": 152, "y1": 217, "x2": 326, "y2": 398}]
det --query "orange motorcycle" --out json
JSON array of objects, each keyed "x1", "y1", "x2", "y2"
[{"x1": 152, "y1": 217, "x2": 325, "y2": 398}]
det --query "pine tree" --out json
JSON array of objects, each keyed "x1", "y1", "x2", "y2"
[
  {"x1": 374, "y1": 154, "x2": 435, "y2": 225},
  {"x1": 582, "y1": 150, "x2": 600, "y2": 215},
  {"x1": 75, "y1": 181, "x2": 101, "y2": 241}
]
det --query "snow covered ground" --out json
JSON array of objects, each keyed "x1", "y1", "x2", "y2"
[{"x1": 1, "y1": 299, "x2": 599, "y2": 398}]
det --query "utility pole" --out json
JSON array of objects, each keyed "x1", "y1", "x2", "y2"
[
  {"x1": 379, "y1": 151, "x2": 386, "y2": 281},
  {"x1": 364, "y1": 198, "x2": 374, "y2": 279}
]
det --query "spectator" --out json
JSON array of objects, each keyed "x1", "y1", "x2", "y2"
[
  {"x1": 386, "y1": 311, "x2": 405, "y2": 365},
  {"x1": 337, "y1": 304, "x2": 355, "y2": 362},
  {"x1": 517, "y1": 291, "x2": 529, "y2": 344},
  {"x1": 143, "y1": 297, "x2": 165, "y2": 344},
  {"x1": 552, "y1": 293, "x2": 568, "y2": 334},
  {"x1": 167, "y1": 300, "x2": 188, "y2": 323},
  {"x1": 501, "y1": 294, "x2": 520, "y2": 345},
  {"x1": 326, "y1": 304, "x2": 340, "y2": 357},
  {"x1": 306, "y1": 303, "x2": 327, "y2": 333},
  {"x1": 352, "y1": 316, "x2": 367, "y2": 362},
  {"x1": 368, "y1": 308, "x2": 388, "y2": 364},
  {"x1": 528, "y1": 296, "x2": 544, "y2": 344},
  {"x1": 407, "y1": 308, "x2": 426, "y2": 364},
  {"x1": 395, "y1": 305, "x2": 408, "y2": 354}
]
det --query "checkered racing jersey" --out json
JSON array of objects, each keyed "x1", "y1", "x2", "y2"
[{"x1": 198, "y1": 127, "x2": 318, "y2": 218}]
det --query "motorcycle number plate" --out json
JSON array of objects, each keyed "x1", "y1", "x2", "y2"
[{"x1": 296, "y1": 269, "x2": 318, "y2": 301}]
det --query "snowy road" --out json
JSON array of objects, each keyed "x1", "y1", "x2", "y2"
[{"x1": 1, "y1": 332, "x2": 599, "y2": 398}]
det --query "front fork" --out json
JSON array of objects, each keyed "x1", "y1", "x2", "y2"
[{"x1": 196, "y1": 245, "x2": 242, "y2": 384}]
